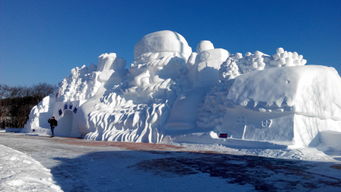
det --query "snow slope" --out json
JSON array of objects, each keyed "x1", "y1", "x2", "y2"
[
  {"x1": 0, "y1": 144, "x2": 62, "y2": 192},
  {"x1": 23, "y1": 30, "x2": 341, "y2": 152}
]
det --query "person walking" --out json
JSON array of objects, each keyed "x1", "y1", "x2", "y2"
[{"x1": 48, "y1": 116, "x2": 58, "y2": 137}]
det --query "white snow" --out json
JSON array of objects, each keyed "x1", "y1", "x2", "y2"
[
  {"x1": 193, "y1": 48, "x2": 229, "y2": 87},
  {"x1": 316, "y1": 131, "x2": 341, "y2": 158},
  {"x1": 196, "y1": 40, "x2": 214, "y2": 52},
  {"x1": 134, "y1": 30, "x2": 192, "y2": 61},
  {"x1": 0, "y1": 133, "x2": 340, "y2": 192},
  {"x1": 0, "y1": 144, "x2": 62, "y2": 192},
  {"x1": 23, "y1": 30, "x2": 341, "y2": 160},
  {"x1": 199, "y1": 65, "x2": 341, "y2": 148}
]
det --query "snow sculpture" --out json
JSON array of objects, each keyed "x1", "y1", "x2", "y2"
[
  {"x1": 198, "y1": 66, "x2": 341, "y2": 147},
  {"x1": 61, "y1": 30, "x2": 190, "y2": 142},
  {"x1": 188, "y1": 40, "x2": 230, "y2": 87},
  {"x1": 196, "y1": 40, "x2": 214, "y2": 52},
  {"x1": 134, "y1": 30, "x2": 192, "y2": 61},
  {"x1": 24, "y1": 30, "x2": 341, "y2": 148},
  {"x1": 218, "y1": 48, "x2": 307, "y2": 81},
  {"x1": 269, "y1": 48, "x2": 307, "y2": 67}
]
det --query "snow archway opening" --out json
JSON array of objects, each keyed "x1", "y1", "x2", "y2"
[{"x1": 55, "y1": 110, "x2": 74, "y2": 137}]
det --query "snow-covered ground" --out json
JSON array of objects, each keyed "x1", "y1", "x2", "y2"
[
  {"x1": 0, "y1": 132, "x2": 340, "y2": 192},
  {"x1": 0, "y1": 143, "x2": 62, "y2": 192}
]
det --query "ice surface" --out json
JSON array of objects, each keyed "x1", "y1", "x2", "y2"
[{"x1": 24, "y1": 30, "x2": 341, "y2": 150}]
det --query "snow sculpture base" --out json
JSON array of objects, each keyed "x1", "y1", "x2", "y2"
[{"x1": 199, "y1": 66, "x2": 341, "y2": 147}]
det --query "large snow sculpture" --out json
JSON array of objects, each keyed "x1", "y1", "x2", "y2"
[
  {"x1": 24, "y1": 30, "x2": 341, "y2": 148},
  {"x1": 82, "y1": 31, "x2": 191, "y2": 142}
]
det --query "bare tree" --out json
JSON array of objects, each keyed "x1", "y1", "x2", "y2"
[{"x1": 0, "y1": 83, "x2": 57, "y2": 128}]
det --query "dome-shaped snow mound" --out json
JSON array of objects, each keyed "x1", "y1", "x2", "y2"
[
  {"x1": 134, "y1": 30, "x2": 192, "y2": 60},
  {"x1": 196, "y1": 40, "x2": 214, "y2": 52}
]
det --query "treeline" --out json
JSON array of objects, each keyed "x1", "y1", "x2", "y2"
[
  {"x1": 0, "y1": 83, "x2": 55, "y2": 99},
  {"x1": 0, "y1": 83, "x2": 56, "y2": 128}
]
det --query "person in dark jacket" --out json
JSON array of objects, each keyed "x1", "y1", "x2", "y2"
[{"x1": 48, "y1": 116, "x2": 58, "y2": 137}]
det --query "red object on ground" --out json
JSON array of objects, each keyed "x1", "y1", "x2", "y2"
[{"x1": 219, "y1": 133, "x2": 228, "y2": 138}]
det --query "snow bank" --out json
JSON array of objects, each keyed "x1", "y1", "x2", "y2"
[
  {"x1": 24, "y1": 30, "x2": 341, "y2": 149},
  {"x1": 0, "y1": 144, "x2": 62, "y2": 192},
  {"x1": 319, "y1": 131, "x2": 341, "y2": 150}
]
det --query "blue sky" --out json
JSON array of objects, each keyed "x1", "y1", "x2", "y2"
[{"x1": 0, "y1": 0, "x2": 340, "y2": 86}]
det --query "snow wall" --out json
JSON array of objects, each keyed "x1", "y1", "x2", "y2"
[{"x1": 24, "y1": 30, "x2": 341, "y2": 147}]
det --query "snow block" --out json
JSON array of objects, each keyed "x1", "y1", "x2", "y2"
[
  {"x1": 193, "y1": 48, "x2": 229, "y2": 87},
  {"x1": 199, "y1": 65, "x2": 341, "y2": 147}
]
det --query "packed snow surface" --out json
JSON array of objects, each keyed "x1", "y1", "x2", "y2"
[
  {"x1": 0, "y1": 144, "x2": 62, "y2": 192},
  {"x1": 0, "y1": 133, "x2": 340, "y2": 192},
  {"x1": 24, "y1": 30, "x2": 341, "y2": 153}
]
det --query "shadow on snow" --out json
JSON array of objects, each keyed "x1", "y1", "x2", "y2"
[{"x1": 51, "y1": 150, "x2": 341, "y2": 192}]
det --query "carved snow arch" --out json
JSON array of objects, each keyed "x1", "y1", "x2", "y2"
[{"x1": 55, "y1": 103, "x2": 79, "y2": 137}]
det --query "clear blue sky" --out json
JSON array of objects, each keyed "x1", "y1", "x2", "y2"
[{"x1": 1, "y1": 0, "x2": 340, "y2": 86}]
